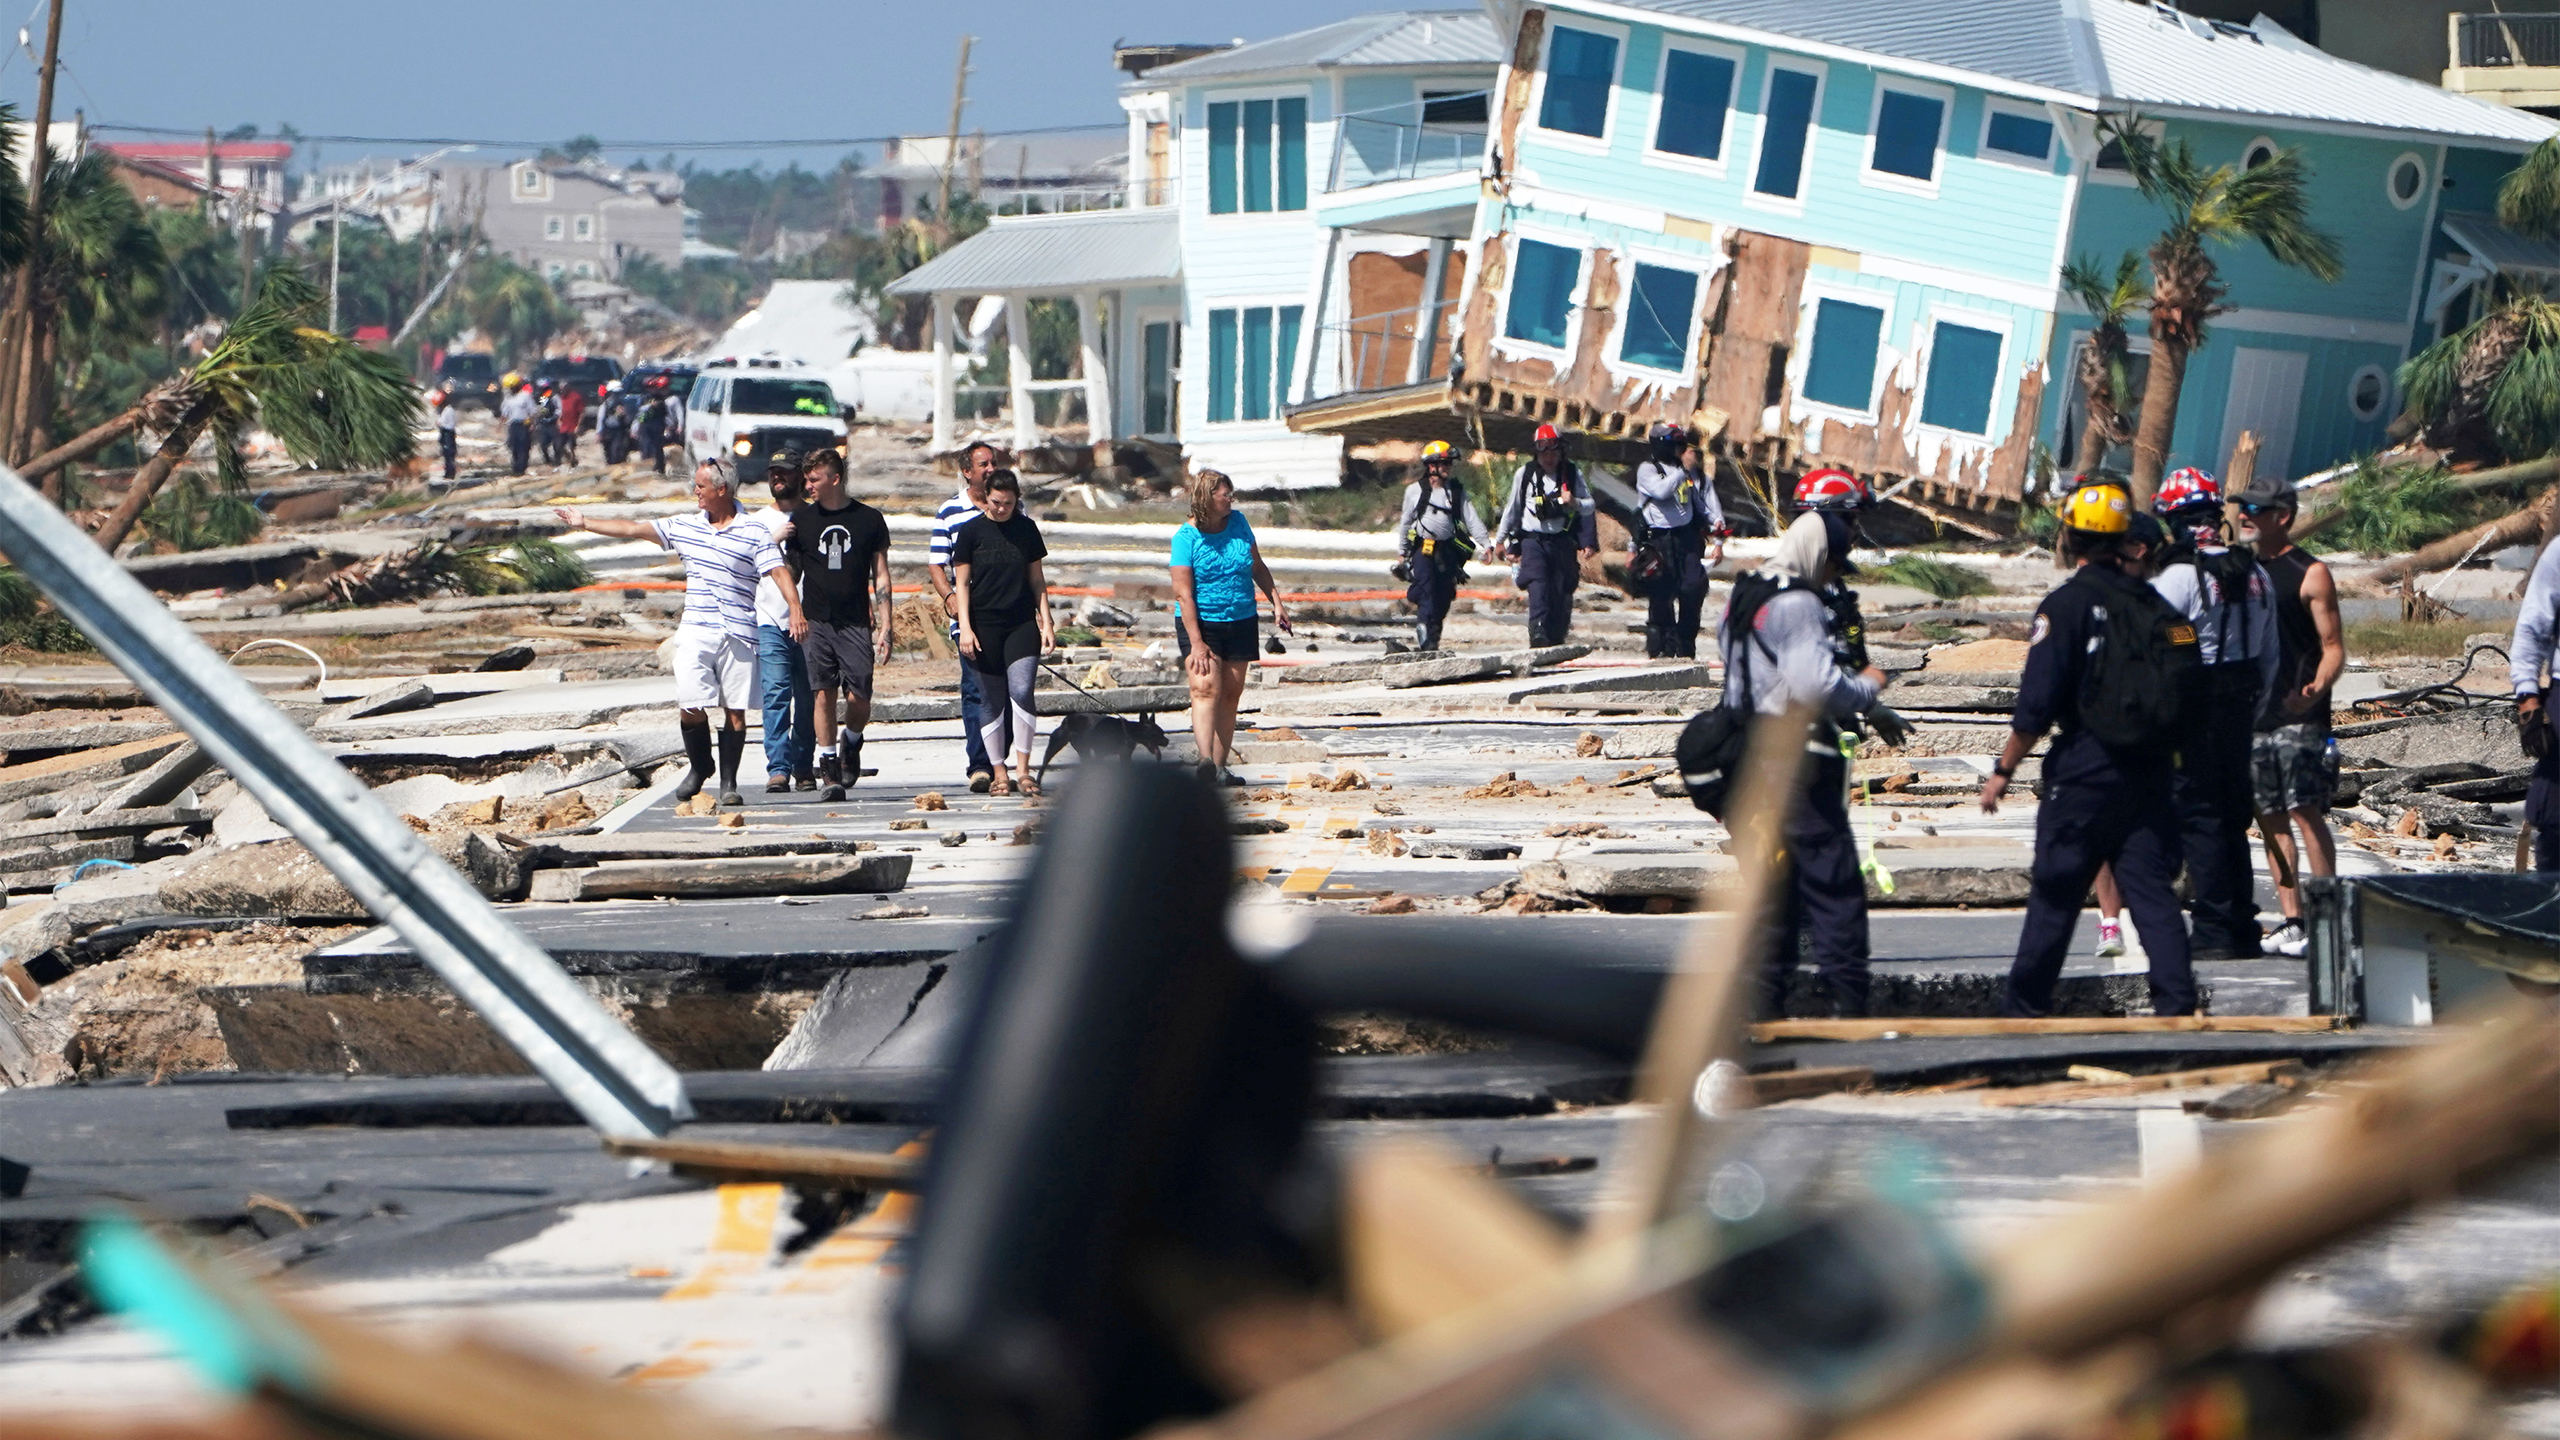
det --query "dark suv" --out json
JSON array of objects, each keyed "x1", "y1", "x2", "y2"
[
  {"x1": 534, "y1": 354, "x2": 625, "y2": 427},
  {"x1": 434, "y1": 351, "x2": 502, "y2": 411}
]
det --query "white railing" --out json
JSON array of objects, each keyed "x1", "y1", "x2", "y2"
[{"x1": 1325, "y1": 94, "x2": 1490, "y2": 193}]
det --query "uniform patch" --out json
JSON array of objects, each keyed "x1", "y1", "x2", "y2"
[
  {"x1": 2028, "y1": 614, "x2": 2051, "y2": 647},
  {"x1": 2167, "y1": 623, "x2": 2198, "y2": 647}
]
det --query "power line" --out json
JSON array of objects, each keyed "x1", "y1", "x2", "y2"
[{"x1": 81, "y1": 119, "x2": 1124, "y2": 153}]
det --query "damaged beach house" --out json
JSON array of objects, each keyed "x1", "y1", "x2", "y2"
[{"x1": 891, "y1": 1, "x2": 2560, "y2": 512}]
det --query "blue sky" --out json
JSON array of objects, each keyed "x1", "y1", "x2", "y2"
[{"x1": 3, "y1": 1, "x2": 1409, "y2": 172}]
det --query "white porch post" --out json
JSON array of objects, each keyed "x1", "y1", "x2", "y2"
[
  {"x1": 1301, "y1": 227, "x2": 1342, "y2": 404},
  {"x1": 1411, "y1": 235, "x2": 1453, "y2": 385},
  {"x1": 1078, "y1": 288, "x2": 1115, "y2": 444},
  {"x1": 930, "y1": 293, "x2": 956, "y2": 455},
  {"x1": 1006, "y1": 291, "x2": 1038, "y2": 454}
]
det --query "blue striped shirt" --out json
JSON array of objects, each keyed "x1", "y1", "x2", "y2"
[
  {"x1": 655, "y1": 511, "x2": 784, "y2": 641},
  {"x1": 930, "y1": 490, "x2": 979, "y2": 637}
]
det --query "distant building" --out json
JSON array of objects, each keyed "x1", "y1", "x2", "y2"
[
  {"x1": 461, "y1": 159, "x2": 685, "y2": 281},
  {"x1": 870, "y1": 131, "x2": 1129, "y2": 226},
  {"x1": 104, "y1": 137, "x2": 291, "y2": 238}
]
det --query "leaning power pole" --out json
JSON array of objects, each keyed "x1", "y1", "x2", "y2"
[
  {"x1": 3, "y1": 0, "x2": 66, "y2": 469},
  {"x1": 934, "y1": 35, "x2": 973, "y2": 228}
]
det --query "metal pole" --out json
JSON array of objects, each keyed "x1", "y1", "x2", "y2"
[
  {"x1": 327, "y1": 196, "x2": 341, "y2": 334},
  {"x1": 0, "y1": 462, "x2": 692, "y2": 1139},
  {"x1": 936, "y1": 35, "x2": 974, "y2": 223}
]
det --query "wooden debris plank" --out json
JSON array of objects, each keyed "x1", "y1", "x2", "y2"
[
  {"x1": 0, "y1": 735, "x2": 188, "y2": 805},
  {"x1": 1748, "y1": 1064, "x2": 1873, "y2": 1103},
  {"x1": 1749, "y1": 1015, "x2": 2348, "y2": 1043},
  {"x1": 604, "y1": 1135, "x2": 922, "y2": 1189},
  {"x1": 1979, "y1": 1060, "x2": 2304, "y2": 1109},
  {"x1": 509, "y1": 623, "x2": 665, "y2": 647}
]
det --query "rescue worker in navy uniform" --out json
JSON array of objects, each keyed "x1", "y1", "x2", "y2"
[
  {"x1": 1631, "y1": 423, "x2": 1725, "y2": 659},
  {"x1": 2509, "y1": 533, "x2": 2560, "y2": 868},
  {"x1": 1395, "y1": 440, "x2": 1492, "y2": 653},
  {"x1": 2149, "y1": 467, "x2": 2278, "y2": 959},
  {"x1": 1984, "y1": 485, "x2": 2201, "y2": 1017},
  {"x1": 1720, "y1": 478, "x2": 1893, "y2": 1018},
  {"x1": 1494, "y1": 423, "x2": 1597, "y2": 648}
]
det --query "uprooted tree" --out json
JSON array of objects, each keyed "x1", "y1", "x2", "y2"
[{"x1": 13, "y1": 265, "x2": 419, "y2": 552}]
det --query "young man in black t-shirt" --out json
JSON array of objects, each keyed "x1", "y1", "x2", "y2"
[{"x1": 788, "y1": 449, "x2": 894, "y2": 800}]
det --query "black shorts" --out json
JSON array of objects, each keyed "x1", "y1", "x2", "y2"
[
  {"x1": 803, "y1": 621, "x2": 875, "y2": 696},
  {"x1": 1180, "y1": 617, "x2": 1260, "y2": 663}
]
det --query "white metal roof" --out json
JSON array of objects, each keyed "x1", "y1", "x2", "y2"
[
  {"x1": 1133, "y1": 11, "x2": 1502, "y2": 86},
  {"x1": 1591, "y1": 0, "x2": 2559, "y2": 149},
  {"x1": 706, "y1": 281, "x2": 876, "y2": 369},
  {"x1": 883, "y1": 210, "x2": 1181, "y2": 298}
]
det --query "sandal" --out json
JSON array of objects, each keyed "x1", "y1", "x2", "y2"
[
  {"x1": 1019, "y1": 774, "x2": 1043, "y2": 799},
  {"x1": 988, "y1": 772, "x2": 1015, "y2": 797}
]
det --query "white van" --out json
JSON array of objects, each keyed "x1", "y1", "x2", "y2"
[{"x1": 684, "y1": 354, "x2": 850, "y2": 485}]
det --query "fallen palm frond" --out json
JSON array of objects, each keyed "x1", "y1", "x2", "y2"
[
  {"x1": 2304, "y1": 456, "x2": 2479, "y2": 556},
  {"x1": 0, "y1": 564, "x2": 89, "y2": 651},
  {"x1": 500, "y1": 536, "x2": 593, "y2": 593},
  {"x1": 1870, "y1": 552, "x2": 1996, "y2": 598},
  {"x1": 138, "y1": 471, "x2": 264, "y2": 554}
]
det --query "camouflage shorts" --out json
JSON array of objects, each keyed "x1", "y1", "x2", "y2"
[{"x1": 2251, "y1": 722, "x2": 2335, "y2": 815}]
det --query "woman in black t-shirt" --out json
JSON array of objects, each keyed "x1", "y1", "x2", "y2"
[{"x1": 951, "y1": 470, "x2": 1054, "y2": 796}]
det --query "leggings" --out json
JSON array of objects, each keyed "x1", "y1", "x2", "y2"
[{"x1": 971, "y1": 618, "x2": 1042, "y2": 762}]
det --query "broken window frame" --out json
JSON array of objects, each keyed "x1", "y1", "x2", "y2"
[
  {"x1": 1794, "y1": 287, "x2": 1890, "y2": 421},
  {"x1": 1747, "y1": 56, "x2": 1827, "y2": 213},
  {"x1": 1978, "y1": 97, "x2": 2059, "y2": 172},
  {"x1": 1203, "y1": 301, "x2": 1305, "y2": 425},
  {"x1": 1607, "y1": 249, "x2": 1710, "y2": 380},
  {"x1": 1914, "y1": 309, "x2": 2011, "y2": 438},
  {"x1": 1643, "y1": 35, "x2": 1743, "y2": 178},
  {"x1": 1496, "y1": 231, "x2": 1589, "y2": 359},
  {"x1": 1205, "y1": 89, "x2": 1310, "y2": 217},
  {"x1": 1862, "y1": 75, "x2": 1952, "y2": 197},
  {"x1": 1529, "y1": 17, "x2": 1626, "y2": 153}
]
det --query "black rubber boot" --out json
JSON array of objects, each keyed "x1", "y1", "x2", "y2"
[
  {"x1": 715, "y1": 728, "x2": 745, "y2": 806},
  {"x1": 821, "y1": 751, "x2": 846, "y2": 802},
  {"x1": 1643, "y1": 625, "x2": 1665, "y2": 658},
  {"x1": 842, "y1": 731, "x2": 864, "y2": 788},
  {"x1": 672, "y1": 719, "x2": 714, "y2": 802}
]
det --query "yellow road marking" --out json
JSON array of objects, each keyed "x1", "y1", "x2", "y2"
[
  {"x1": 661, "y1": 1182, "x2": 783, "y2": 1301},
  {"x1": 1281, "y1": 866, "x2": 1333, "y2": 894}
]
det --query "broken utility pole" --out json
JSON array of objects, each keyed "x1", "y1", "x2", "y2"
[
  {"x1": 1, "y1": 0, "x2": 64, "y2": 472},
  {"x1": 935, "y1": 34, "x2": 973, "y2": 226}
]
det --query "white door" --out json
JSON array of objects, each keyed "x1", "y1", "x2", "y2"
[{"x1": 2219, "y1": 347, "x2": 2307, "y2": 483}]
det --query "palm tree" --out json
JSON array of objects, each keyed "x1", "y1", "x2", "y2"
[
  {"x1": 2399, "y1": 295, "x2": 2560, "y2": 461},
  {"x1": 459, "y1": 259, "x2": 575, "y2": 365},
  {"x1": 17, "y1": 151, "x2": 169, "y2": 469},
  {"x1": 2102, "y1": 114, "x2": 2344, "y2": 507},
  {"x1": 2059, "y1": 251, "x2": 2150, "y2": 472},
  {"x1": 22, "y1": 265, "x2": 418, "y2": 553}
]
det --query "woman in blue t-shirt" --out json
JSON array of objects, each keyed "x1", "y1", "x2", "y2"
[{"x1": 1170, "y1": 470, "x2": 1291, "y2": 784}]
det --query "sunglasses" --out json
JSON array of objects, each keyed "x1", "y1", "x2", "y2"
[{"x1": 2237, "y1": 502, "x2": 2293, "y2": 517}]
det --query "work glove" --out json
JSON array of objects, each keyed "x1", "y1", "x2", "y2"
[
  {"x1": 1389, "y1": 558, "x2": 1412, "y2": 584},
  {"x1": 1868, "y1": 705, "x2": 1914, "y2": 750},
  {"x1": 2521, "y1": 699, "x2": 2554, "y2": 760}
]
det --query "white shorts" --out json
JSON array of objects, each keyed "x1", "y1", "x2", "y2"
[{"x1": 672, "y1": 629, "x2": 755, "y2": 711}]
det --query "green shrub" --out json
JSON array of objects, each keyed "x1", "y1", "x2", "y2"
[{"x1": 1870, "y1": 553, "x2": 1995, "y2": 598}]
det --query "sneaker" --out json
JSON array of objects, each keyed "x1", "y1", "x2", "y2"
[
  {"x1": 794, "y1": 772, "x2": 817, "y2": 792},
  {"x1": 2095, "y1": 921, "x2": 2125, "y2": 959},
  {"x1": 2267, "y1": 920, "x2": 2309, "y2": 957},
  {"x1": 968, "y1": 769, "x2": 994, "y2": 794},
  {"x1": 766, "y1": 775, "x2": 791, "y2": 795}
]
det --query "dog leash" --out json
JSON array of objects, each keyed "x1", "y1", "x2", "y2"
[{"x1": 1038, "y1": 659, "x2": 1141, "y2": 722}]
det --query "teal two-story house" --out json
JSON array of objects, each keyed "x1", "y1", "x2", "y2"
[{"x1": 1288, "y1": 0, "x2": 2558, "y2": 521}]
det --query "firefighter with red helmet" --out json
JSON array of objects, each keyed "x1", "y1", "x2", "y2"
[
  {"x1": 1494, "y1": 423, "x2": 1597, "y2": 647},
  {"x1": 1633, "y1": 422, "x2": 1724, "y2": 658}
]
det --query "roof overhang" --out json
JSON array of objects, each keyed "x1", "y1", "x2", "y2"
[
  {"x1": 884, "y1": 210, "x2": 1181, "y2": 299},
  {"x1": 1312, "y1": 170, "x2": 1484, "y2": 238}
]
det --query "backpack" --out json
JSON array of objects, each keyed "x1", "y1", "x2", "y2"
[
  {"x1": 2072, "y1": 567, "x2": 2203, "y2": 751},
  {"x1": 1678, "y1": 572, "x2": 1786, "y2": 817}
]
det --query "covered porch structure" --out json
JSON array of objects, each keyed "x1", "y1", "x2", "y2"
[{"x1": 883, "y1": 208, "x2": 1182, "y2": 456}]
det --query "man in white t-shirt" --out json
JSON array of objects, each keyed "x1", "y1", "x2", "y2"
[
  {"x1": 557, "y1": 460, "x2": 802, "y2": 806},
  {"x1": 750, "y1": 452, "x2": 816, "y2": 793}
]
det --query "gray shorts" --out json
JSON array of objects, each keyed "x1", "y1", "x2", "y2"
[
  {"x1": 804, "y1": 622, "x2": 876, "y2": 696},
  {"x1": 2252, "y1": 722, "x2": 2335, "y2": 815}
]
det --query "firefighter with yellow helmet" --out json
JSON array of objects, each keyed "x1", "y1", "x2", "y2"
[
  {"x1": 1982, "y1": 479, "x2": 2203, "y2": 1018},
  {"x1": 1395, "y1": 440, "x2": 1492, "y2": 652}
]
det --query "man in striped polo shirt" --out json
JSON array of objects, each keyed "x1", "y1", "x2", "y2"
[
  {"x1": 928, "y1": 441, "x2": 999, "y2": 792},
  {"x1": 559, "y1": 460, "x2": 803, "y2": 806}
]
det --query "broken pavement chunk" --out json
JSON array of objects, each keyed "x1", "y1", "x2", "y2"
[
  {"x1": 916, "y1": 791, "x2": 950, "y2": 811},
  {"x1": 890, "y1": 817, "x2": 929, "y2": 831},
  {"x1": 1381, "y1": 654, "x2": 1509, "y2": 689},
  {"x1": 1405, "y1": 837, "x2": 1522, "y2": 860},
  {"x1": 526, "y1": 852, "x2": 912, "y2": 901}
]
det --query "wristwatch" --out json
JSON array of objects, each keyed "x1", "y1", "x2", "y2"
[{"x1": 1991, "y1": 761, "x2": 2016, "y2": 780}]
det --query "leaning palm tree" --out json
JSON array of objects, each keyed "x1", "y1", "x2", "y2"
[
  {"x1": 17, "y1": 150, "x2": 169, "y2": 471},
  {"x1": 2102, "y1": 114, "x2": 2344, "y2": 507},
  {"x1": 53, "y1": 265, "x2": 419, "y2": 553},
  {"x1": 2400, "y1": 295, "x2": 2560, "y2": 461},
  {"x1": 2059, "y1": 250, "x2": 2149, "y2": 472}
]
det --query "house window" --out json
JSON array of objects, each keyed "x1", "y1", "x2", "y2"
[
  {"x1": 1504, "y1": 238, "x2": 1581, "y2": 351},
  {"x1": 1982, "y1": 103, "x2": 2054, "y2": 165},
  {"x1": 2388, "y1": 153, "x2": 2427, "y2": 209},
  {"x1": 573, "y1": 214, "x2": 594, "y2": 241},
  {"x1": 2243, "y1": 138, "x2": 2277, "y2": 170},
  {"x1": 1752, "y1": 65, "x2": 1821, "y2": 200},
  {"x1": 2093, "y1": 117, "x2": 2163, "y2": 184},
  {"x1": 1802, "y1": 297, "x2": 1885, "y2": 412},
  {"x1": 1868, "y1": 83, "x2": 1947, "y2": 185},
  {"x1": 1422, "y1": 90, "x2": 1488, "y2": 125},
  {"x1": 518, "y1": 167, "x2": 541, "y2": 192},
  {"x1": 1207, "y1": 96, "x2": 1308, "y2": 215},
  {"x1": 2349, "y1": 365, "x2": 2391, "y2": 421},
  {"x1": 543, "y1": 215, "x2": 564, "y2": 240},
  {"x1": 1538, "y1": 25, "x2": 1619, "y2": 138},
  {"x1": 1652, "y1": 45, "x2": 1737, "y2": 162},
  {"x1": 574, "y1": 261, "x2": 595, "y2": 278},
  {"x1": 1919, "y1": 321, "x2": 2004, "y2": 434},
  {"x1": 1205, "y1": 304, "x2": 1303, "y2": 422},
  {"x1": 1619, "y1": 262, "x2": 1700, "y2": 373}
]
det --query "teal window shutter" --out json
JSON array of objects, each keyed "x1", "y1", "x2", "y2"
[
  {"x1": 1619, "y1": 263, "x2": 1699, "y2": 372},
  {"x1": 1244, "y1": 99, "x2": 1275, "y2": 212},
  {"x1": 1920, "y1": 321, "x2": 2004, "y2": 434},
  {"x1": 1504, "y1": 239, "x2": 1580, "y2": 350},
  {"x1": 1871, "y1": 89, "x2": 1944, "y2": 181},
  {"x1": 1538, "y1": 26, "x2": 1617, "y2": 137},
  {"x1": 1277, "y1": 305, "x2": 1304, "y2": 408},
  {"x1": 1803, "y1": 298, "x2": 1885, "y2": 412},
  {"x1": 1208, "y1": 102, "x2": 1239, "y2": 214},
  {"x1": 1753, "y1": 68, "x2": 1818, "y2": 198},
  {"x1": 1242, "y1": 307, "x2": 1274, "y2": 420},
  {"x1": 1654, "y1": 50, "x2": 1735, "y2": 160},
  {"x1": 1278, "y1": 97, "x2": 1308, "y2": 210},
  {"x1": 1209, "y1": 310, "x2": 1238, "y2": 422}
]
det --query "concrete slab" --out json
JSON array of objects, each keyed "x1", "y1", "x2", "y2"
[{"x1": 526, "y1": 853, "x2": 913, "y2": 902}]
